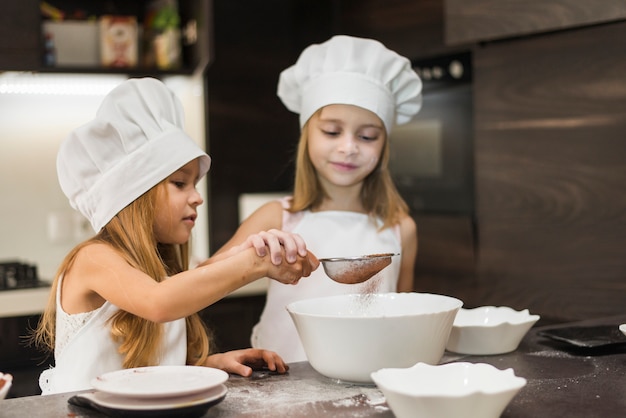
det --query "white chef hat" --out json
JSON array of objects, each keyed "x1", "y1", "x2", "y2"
[
  {"x1": 277, "y1": 35, "x2": 422, "y2": 135},
  {"x1": 57, "y1": 77, "x2": 211, "y2": 233}
]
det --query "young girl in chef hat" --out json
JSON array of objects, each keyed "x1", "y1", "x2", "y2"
[
  {"x1": 32, "y1": 77, "x2": 319, "y2": 395},
  {"x1": 214, "y1": 35, "x2": 423, "y2": 362}
]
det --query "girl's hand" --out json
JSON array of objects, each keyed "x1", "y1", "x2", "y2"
[
  {"x1": 205, "y1": 348, "x2": 289, "y2": 377},
  {"x1": 197, "y1": 234, "x2": 319, "y2": 286},
  {"x1": 244, "y1": 229, "x2": 308, "y2": 265},
  {"x1": 264, "y1": 248, "x2": 319, "y2": 285},
  {"x1": 209, "y1": 229, "x2": 307, "y2": 266}
]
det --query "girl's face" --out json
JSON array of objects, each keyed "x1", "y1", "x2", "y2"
[
  {"x1": 307, "y1": 104, "x2": 386, "y2": 190},
  {"x1": 154, "y1": 159, "x2": 204, "y2": 244}
]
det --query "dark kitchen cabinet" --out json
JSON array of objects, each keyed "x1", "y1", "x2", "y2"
[
  {"x1": 206, "y1": 0, "x2": 324, "y2": 250},
  {"x1": 0, "y1": 0, "x2": 212, "y2": 75},
  {"x1": 334, "y1": 0, "x2": 469, "y2": 59},
  {"x1": 0, "y1": 2, "x2": 41, "y2": 70},
  {"x1": 0, "y1": 315, "x2": 48, "y2": 398},
  {"x1": 445, "y1": 0, "x2": 626, "y2": 45},
  {"x1": 199, "y1": 295, "x2": 266, "y2": 352}
]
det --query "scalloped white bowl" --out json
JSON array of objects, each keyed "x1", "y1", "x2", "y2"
[
  {"x1": 0, "y1": 372, "x2": 13, "y2": 400},
  {"x1": 620, "y1": 324, "x2": 626, "y2": 336},
  {"x1": 371, "y1": 362, "x2": 526, "y2": 418},
  {"x1": 287, "y1": 292, "x2": 463, "y2": 383},
  {"x1": 446, "y1": 306, "x2": 540, "y2": 355}
]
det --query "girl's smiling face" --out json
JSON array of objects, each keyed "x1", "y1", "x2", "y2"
[
  {"x1": 154, "y1": 159, "x2": 204, "y2": 244},
  {"x1": 307, "y1": 104, "x2": 386, "y2": 190}
]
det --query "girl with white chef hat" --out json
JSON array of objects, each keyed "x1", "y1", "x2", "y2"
[
  {"x1": 214, "y1": 35, "x2": 423, "y2": 362},
  {"x1": 31, "y1": 77, "x2": 319, "y2": 395}
]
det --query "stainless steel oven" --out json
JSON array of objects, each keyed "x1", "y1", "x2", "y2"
[{"x1": 389, "y1": 51, "x2": 474, "y2": 215}]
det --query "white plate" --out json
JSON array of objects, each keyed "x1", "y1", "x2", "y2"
[
  {"x1": 91, "y1": 365, "x2": 228, "y2": 399},
  {"x1": 620, "y1": 324, "x2": 626, "y2": 336},
  {"x1": 84, "y1": 384, "x2": 227, "y2": 411}
]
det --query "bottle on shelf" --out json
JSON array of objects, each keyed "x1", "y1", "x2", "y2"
[{"x1": 43, "y1": 32, "x2": 56, "y2": 67}]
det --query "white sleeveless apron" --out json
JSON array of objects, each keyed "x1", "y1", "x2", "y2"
[
  {"x1": 251, "y1": 199, "x2": 402, "y2": 362},
  {"x1": 39, "y1": 276, "x2": 187, "y2": 395}
]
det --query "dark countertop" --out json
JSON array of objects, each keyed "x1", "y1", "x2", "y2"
[
  {"x1": 1, "y1": 315, "x2": 625, "y2": 417},
  {"x1": 460, "y1": 314, "x2": 626, "y2": 418}
]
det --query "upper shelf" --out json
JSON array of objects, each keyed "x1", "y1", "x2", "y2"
[{"x1": 0, "y1": 0, "x2": 212, "y2": 76}]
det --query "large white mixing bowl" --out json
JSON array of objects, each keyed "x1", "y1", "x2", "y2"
[{"x1": 286, "y1": 292, "x2": 463, "y2": 383}]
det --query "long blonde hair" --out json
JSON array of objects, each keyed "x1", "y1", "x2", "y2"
[
  {"x1": 32, "y1": 180, "x2": 210, "y2": 368},
  {"x1": 289, "y1": 108, "x2": 409, "y2": 229}
]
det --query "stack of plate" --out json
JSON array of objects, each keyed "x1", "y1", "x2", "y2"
[{"x1": 69, "y1": 365, "x2": 228, "y2": 417}]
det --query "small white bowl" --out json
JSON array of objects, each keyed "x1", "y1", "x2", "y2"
[
  {"x1": 446, "y1": 306, "x2": 540, "y2": 355},
  {"x1": 0, "y1": 372, "x2": 13, "y2": 400},
  {"x1": 620, "y1": 324, "x2": 626, "y2": 336},
  {"x1": 371, "y1": 362, "x2": 526, "y2": 418}
]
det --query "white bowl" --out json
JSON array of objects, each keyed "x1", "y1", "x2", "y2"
[
  {"x1": 286, "y1": 292, "x2": 463, "y2": 383},
  {"x1": 371, "y1": 362, "x2": 527, "y2": 418},
  {"x1": 0, "y1": 372, "x2": 13, "y2": 400},
  {"x1": 446, "y1": 306, "x2": 540, "y2": 355},
  {"x1": 620, "y1": 324, "x2": 626, "y2": 336}
]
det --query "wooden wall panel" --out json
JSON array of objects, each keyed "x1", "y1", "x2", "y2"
[
  {"x1": 445, "y1": 0, "x2": 626, "y2": 45},
  {"x1": 412, "y1": 214, "x2": 479, "y2": 305},
  {"x1": 473, "y1": 21, "x2": 626, "y2": 321}
]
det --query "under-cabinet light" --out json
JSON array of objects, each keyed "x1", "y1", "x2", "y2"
[{"x1": 0, "y1": 72, "x2": 127, "y2": 96}]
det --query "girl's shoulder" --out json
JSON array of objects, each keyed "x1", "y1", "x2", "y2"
[
  {"x1": 278, "y1": 196, "x2": 292, "y2": 209},
  {"x1": 76, "y1": 240, "x2": 116, "y2": 255},
  {"x1": 279, "y1": 196, "x2": 307, "y2": 232},
  {"x1": 397, "y1": 211, "x2": 416, "y2": 230},
  {"x1": 73, "y1": 241, "x2": 126, "y2": 268}
]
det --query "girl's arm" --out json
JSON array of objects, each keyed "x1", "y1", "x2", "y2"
[
  {"x1": 63, "y1": 237, "x2": 318, "y2": 323},
  {"x1": 396, "y1": 214, "x2": 418, "y2": 292}
]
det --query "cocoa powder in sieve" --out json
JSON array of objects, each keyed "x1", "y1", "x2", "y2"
[{"x1": 333, "y1": 256, "x2": 391, "y2": 284}]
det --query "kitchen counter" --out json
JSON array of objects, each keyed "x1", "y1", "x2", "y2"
[
  {"x1": 1, "y1": 315, "x2": 625, "y2": 417},
  {"x1": 0, "y1": 286, "x2": 50, "y2": 318}
]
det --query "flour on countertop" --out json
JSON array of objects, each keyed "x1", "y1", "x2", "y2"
[
  {"x1": 528, "y1": 350, "x2": 575, "y2": 359},
  {"x1": 217, "y1": 377, "x2": 388, "y2": 416}
]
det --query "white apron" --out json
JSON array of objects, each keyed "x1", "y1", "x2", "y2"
[
  {"x1": 251, "y1": 199, "x2": 401, "y2": 362},
  {"x1": 39, "y1": 276, "x2": 187, "y2": 395}
]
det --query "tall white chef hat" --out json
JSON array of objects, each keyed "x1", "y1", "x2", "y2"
[
  {"x1": 57, "y1": 77, "x2": 211, "y2": 233},
  {"x1": 277, "y1": 35, "x2": 422, "y2": 135}
]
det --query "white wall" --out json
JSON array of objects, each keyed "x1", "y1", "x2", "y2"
[{"x1": 0, "y1": 73, "x2": 209, "y2": 280}]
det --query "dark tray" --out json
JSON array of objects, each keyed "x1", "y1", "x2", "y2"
[{"x1": 538, "y1": 324, "x2": 626, "y2": 348}]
